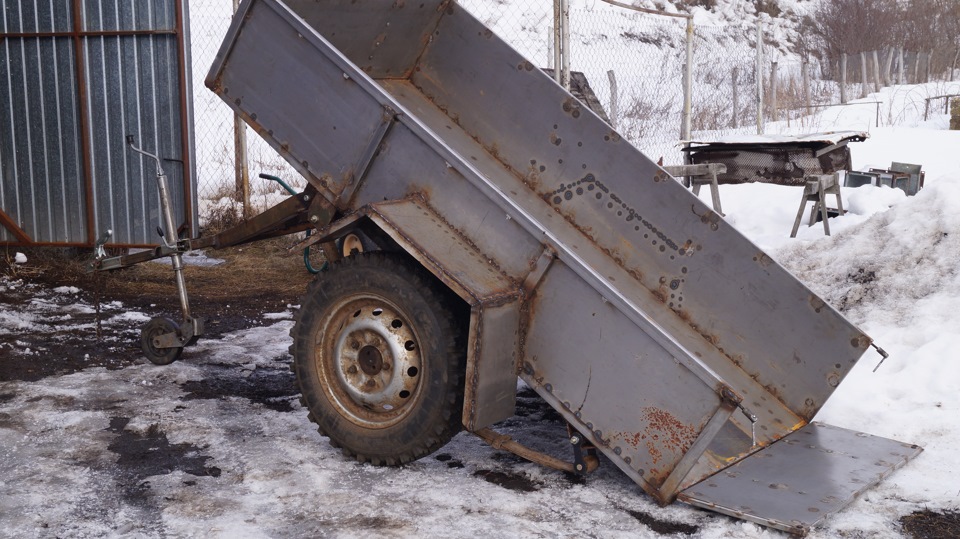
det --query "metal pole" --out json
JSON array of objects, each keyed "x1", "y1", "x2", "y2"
[
  {"x1": 731, "y1": 67, "x2": 739, "y2": 128},
  {"x1": 756, "y1": 20, "x2": 763, "y2": 134},
  {"x1": 560, "y1": 0, "x2": 571, "y2": 90},
  {"x1": 840, "y1": 53, "x2": 847, "y2": 104},
  {"x1": 233, "y1": 0, "x2": 250, "y2": 218},
  {"x1": 607, "y1": 70, "x2": 619, "y2": 130},
  {"x1": 682, "y1": 17, "x2": 693, "y2": 141},
  {"x1": 770, "y1": 61, "x2": 778, "y2": 122},
  {"x1": 553, "y1": 0, "x2": 561, "y2": 85},
  {"x1": 548, "y1": 26, "x2": 555, "y2": 70},
  {"x1": 802, "y1": 59, "x2": 810, "y2": 116}
]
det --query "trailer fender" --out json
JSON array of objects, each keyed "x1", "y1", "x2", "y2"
[{"x1": 312, "y1": 196, "x2": 524, "y2": 431}]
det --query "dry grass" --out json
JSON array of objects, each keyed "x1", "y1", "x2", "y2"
[
  {"x1": 900, "y1": 509, "x2": 960, "y2": 539},
  {"x1": 4, "y1": 238, "x2": 318, "y2": 315}
]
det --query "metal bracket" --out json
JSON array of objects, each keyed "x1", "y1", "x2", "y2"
[
  {"x1": 336, "y1": 106, "x2": 397, "y2": 207},
  {"x1": 153, "y1": 317, "x2": 204, "y2": 349},
  {"x1": 568, "y1": 424, "x2": 600, "y2": 475},
  {"x1": 472, "y1": 426, "x2": 598, "y2": 475}
]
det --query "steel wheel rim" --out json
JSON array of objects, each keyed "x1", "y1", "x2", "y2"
[{"x1": 314, "y1": 294, "x2": 424, "y2": 429}]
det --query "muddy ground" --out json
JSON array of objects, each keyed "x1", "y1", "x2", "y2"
[
  {"x1": 0, "y1": 240, "x2": 312, "y2": 382},
  {"x1": 0, "y1": 244, "x2": 953, "y2": 538}
]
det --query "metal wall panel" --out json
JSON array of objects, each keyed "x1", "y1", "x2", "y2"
[
  {"x1": 85, "y1": 34, "x2": 186, "y2": 245},
  {"x1": 0, "y1": 0, "x2": 194, "y2": 246},
  {"x1": 81, "y1": 0, "x2": 175, "y2": 33},
  {"x1": 0, "y1": 35, "x2": 85, "y2": 243},
  {"x1": 1, "y1": 0, "x2": 74, "y2": 33}
]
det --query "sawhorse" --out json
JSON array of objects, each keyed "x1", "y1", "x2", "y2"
[
  {"x1": 790, "y1": 174, "x2": 845, "y2": 238},
  {"x1": 663, "y1": 163, "x2": 727, "y2": 216}
]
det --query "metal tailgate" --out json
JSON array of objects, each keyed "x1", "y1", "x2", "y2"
[{"x1": 678, "y1": 422, "x2": 923, "y2": 535}]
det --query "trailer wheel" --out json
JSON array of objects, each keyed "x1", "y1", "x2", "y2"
[
  {"x1": 140, "y1": 317, "x2": 183, "y2": 365},
  {"x1": 290, "y1": 252, "x2": 465, "y2": 465}
]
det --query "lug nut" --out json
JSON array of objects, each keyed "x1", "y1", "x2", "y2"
[{"x1": 347, "y1": 365, "x2": 358, "y2": 374}]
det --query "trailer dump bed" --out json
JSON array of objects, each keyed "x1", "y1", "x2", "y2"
[{"x1": 207, "y1": 1, "x2": 920, "y2": 533}]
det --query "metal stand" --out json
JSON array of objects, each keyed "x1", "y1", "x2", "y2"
[{"x1": 93, "y1": 137, "x2": 204, "y2": 364}]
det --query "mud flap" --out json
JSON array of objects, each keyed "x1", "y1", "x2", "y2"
[{"x1": 678, "y1": 422, "x2": 922, "y2": 535}]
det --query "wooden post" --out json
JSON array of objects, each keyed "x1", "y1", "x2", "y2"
[
  {"x1": 232, "y1": 0, "x2": 250, "y2": 217},
  {"x1": 872, "y1": 50, "x2": 881, "y2": 93},
  {"x1": 731, "y1": 67, "x2": 739, "y2": 128},
  {"x1": 840, "y1": 53, "x2": 847, "y2": 104},
  {"x1": 802, "y1": 60, "x2": 810, "y2": 116},
  {"x1": 606, "y1": 70, "x2": 618, "y2": 130},
  {"x1": 860, "y1": 51, "x2": 868, "y2": 98},
  {"x1": 770, "y1": 61, "x2": 778, "y2": 122}
]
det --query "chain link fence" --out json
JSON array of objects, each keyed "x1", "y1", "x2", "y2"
[
  {"x1": 186, "y1": 1, "x2": 957, "y2": 224},
  {"x1": 566, "y1": 5, "x2": 687, "y2": 164},
  {"x1": 190, "y1": 0, "x2": 298, "y2": 230}
]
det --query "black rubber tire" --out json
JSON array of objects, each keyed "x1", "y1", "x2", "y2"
[
  {"x1": 290, "y1": 252, "x2": 466, "y2": 466},
  {"x1": 140, "y1": 317, "x2": 183, "y2": 365}
]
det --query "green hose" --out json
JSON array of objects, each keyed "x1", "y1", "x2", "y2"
[{"x1": 259, "y1": 173, "x2": 327, "y2": 274}]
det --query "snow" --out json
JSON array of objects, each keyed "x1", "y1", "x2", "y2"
[
  {"x1": 695, "y1": 130, "x2": 868, "y2": 145},
  {"x1": 14, "y1": 252, "x2": 26, "y2": 264},
  {"x1": 3, "y1": 3, "x2": 960, "y2": 536}
]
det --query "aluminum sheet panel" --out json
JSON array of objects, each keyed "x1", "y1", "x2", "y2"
[{"x1": 678, "y1": 422, "x2": 923, "y2": 535}]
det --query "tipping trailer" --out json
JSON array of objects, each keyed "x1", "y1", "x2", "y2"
[{"x1": 93, "y1": 0, "x2": 921, "y2": 534}]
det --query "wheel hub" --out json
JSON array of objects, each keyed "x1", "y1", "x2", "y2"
[
  {"x1": 319, "y1": 297, "x2": 423, "y2": 428},
  {"x1": 358, "y1": 345, "x2": 384, "y2": 375}
]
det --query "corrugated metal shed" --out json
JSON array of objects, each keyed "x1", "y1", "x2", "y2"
[{"x1": 0, "y1": 0, "x2": 196, "y2": 247}]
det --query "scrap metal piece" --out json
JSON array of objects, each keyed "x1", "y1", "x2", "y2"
[{"x1": 679, "y1": 422, "x2": 923, "y2": 535}]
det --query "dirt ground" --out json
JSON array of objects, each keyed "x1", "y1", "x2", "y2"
[
  {"x1": 2, "y1": 242, "x2": 954, "y2": 538},
  {"x1": 0, "y1": 240, "x2": 314, "y2": 382}
]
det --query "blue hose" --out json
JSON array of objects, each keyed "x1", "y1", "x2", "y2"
[{"x1": 259, "y1": 173, "x2": 327, "y2": 274}]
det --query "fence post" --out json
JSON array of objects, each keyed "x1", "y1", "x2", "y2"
[
  {"x1": 883, "y1": 48, "x2": 894, "y2": 86},
  {"x1": 756, "y1": 20, "x2": 764, "y2": 134},
  {"x1": 548, "y1": 26, "x2": 554, "y2": 70},
  {"x1": 840, "y1": 53, "x2": 847, "y2": 103},
  {"x1": 607, "y1": 70, "x2": 618, "y2": 130},
  {"x1": 681, "y1": 17, "x2": 693, "y2": 141},
  {"x1": 802, "y1": 59, "x2": 810, "y2": 116},
  {"x1": 860, "y1": 51, "x2": 868, "y2": 98},
  {"x1": 560, "y1": 0, "x2": 570, "y2": 90},
  {"x1": 952, "y1": 47, "x2": 959, "y2": 81},
  {"x1": 769, "y1": 61, "x2": 778, "y2": 122},
  {"x1": 898, "y1": 48, "x2": 905, "y2": 85},
  {"x1": 552, "y1": 1, "x2": 561, "y2": 85},
  {"x1": 232, "y1": 0, "x2": 251, "y2": 218},
  {"x1": 913, "y1": 52, "x2": 920, "y2": 84},
  {"x1": 872, "y1": 50, "x2": 881, "y2": 92},
  {"x1": 731, "y1": 67, "x2": 739, "y2": 128}
]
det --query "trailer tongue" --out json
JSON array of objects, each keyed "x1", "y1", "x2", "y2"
[{"x1": 95, "y1": 0, "x2": 921, "y2": 533}]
